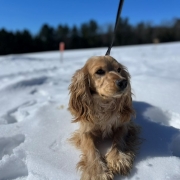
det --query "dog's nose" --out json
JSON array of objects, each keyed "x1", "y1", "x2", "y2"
[{"x1": 116, "y1": 79, "x2": 128, "y2": 90}]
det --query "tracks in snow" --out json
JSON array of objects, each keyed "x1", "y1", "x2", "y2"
[
  {"x1": 0, "y1": 100, "x2": 37, "y2": 124},
  {"x1": 0, "y1": 134, "x2": 28, "y2": 180}
]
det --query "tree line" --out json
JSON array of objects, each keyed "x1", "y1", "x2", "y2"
[{"x1": 0, "y1": 18, "x2": 180, "y2": 55}]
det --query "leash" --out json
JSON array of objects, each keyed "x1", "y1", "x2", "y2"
[{"x1": 105, "y1": 0, "x2": 125, "y2": 56}]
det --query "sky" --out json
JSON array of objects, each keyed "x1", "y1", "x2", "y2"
[{"x1": 0, "y1": 0, "x2": 180, "y2": 34}]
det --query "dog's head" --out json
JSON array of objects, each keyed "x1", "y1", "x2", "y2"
[
  {"x1": 85, "y1": 56, "x2": 130, "y2": 98},
  {"x1": 69, "y1": 56, "x2": 133, "y2": 122}
]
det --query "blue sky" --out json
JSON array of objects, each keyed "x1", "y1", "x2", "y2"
[{"x1": 0, "y1": 0, "x2": 180, "y2": 34}]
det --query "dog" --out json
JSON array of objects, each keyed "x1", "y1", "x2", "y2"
[{"x1": 68, "y1": 55, "x2": 140, "y2": 180}]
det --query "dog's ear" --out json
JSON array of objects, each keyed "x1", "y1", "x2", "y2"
[
  {"x1": 118, "y1": 80, "x2": 135, "y2": 123},
  {"x1": 68, "y1": 68, "x2": 93, "y2": 123}
]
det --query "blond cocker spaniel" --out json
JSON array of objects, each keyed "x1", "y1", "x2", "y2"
[{"x1": 69, "y1": 55, "x2": 140, "y2": 180}]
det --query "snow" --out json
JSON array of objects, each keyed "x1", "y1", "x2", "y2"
[{"x1": 0, "y1": 42, "x2": 180, "y2": 180}]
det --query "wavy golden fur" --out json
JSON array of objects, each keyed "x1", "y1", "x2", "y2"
[{"x1": 68, "y1": 56, "x2": 140, "y2": 180}]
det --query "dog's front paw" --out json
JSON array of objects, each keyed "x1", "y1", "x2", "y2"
[
  {"x1": 106, "y1": 148, "x2": 134, "y2": 175},
  {"x1": 79, "y1": 159, "x2": 113, "y2": 180}
]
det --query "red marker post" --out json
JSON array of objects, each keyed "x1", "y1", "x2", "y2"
[{"x1": 59, "y1": 42, "x2": 65, "y2": 62}]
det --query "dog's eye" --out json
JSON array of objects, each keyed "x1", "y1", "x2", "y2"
[
  {"x1": 96, "y1": 69, "x2": 105, "y2": 75},
  {"x1": 117, "y1": 68, "x2": 121, "y2": 73}
]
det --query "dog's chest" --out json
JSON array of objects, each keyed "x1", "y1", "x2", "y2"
[
  {"x1": 92, "y1": 97, "x2": 122, "y2": 137},
  {"x1": 94, "y1": 111, "x2": 121, "y2": 138},
  {"x1": 101, "y1": 114, "x2": 120, "y2": 137}
]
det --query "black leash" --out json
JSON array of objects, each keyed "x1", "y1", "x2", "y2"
[{"x1": 105, "y1": 0, "x2": 125, "y2": 56}]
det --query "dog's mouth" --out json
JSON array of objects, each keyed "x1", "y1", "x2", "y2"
[
  {"x1": 100, "y1": 94, "x2": 109, "y2": 99},
  {"x1": 90, "y1": 89, "x2": 107, "y2": 98},
  {"x1": 90, "y1": 83, "x2": 128, "y2": 99},
  {"x1": 100, "y1": 86, "x2": 128, "y2": 99},
  {"x1": 99, "y1": 91, "x2": 123, "y2": 99},
  {"x1": 112, "y1": 92, "x2": 123, "y2": 98}
]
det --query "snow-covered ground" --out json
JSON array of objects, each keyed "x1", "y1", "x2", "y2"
[{"x1": 0, "y1": 42, "x2": 180, "y2": 180}]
